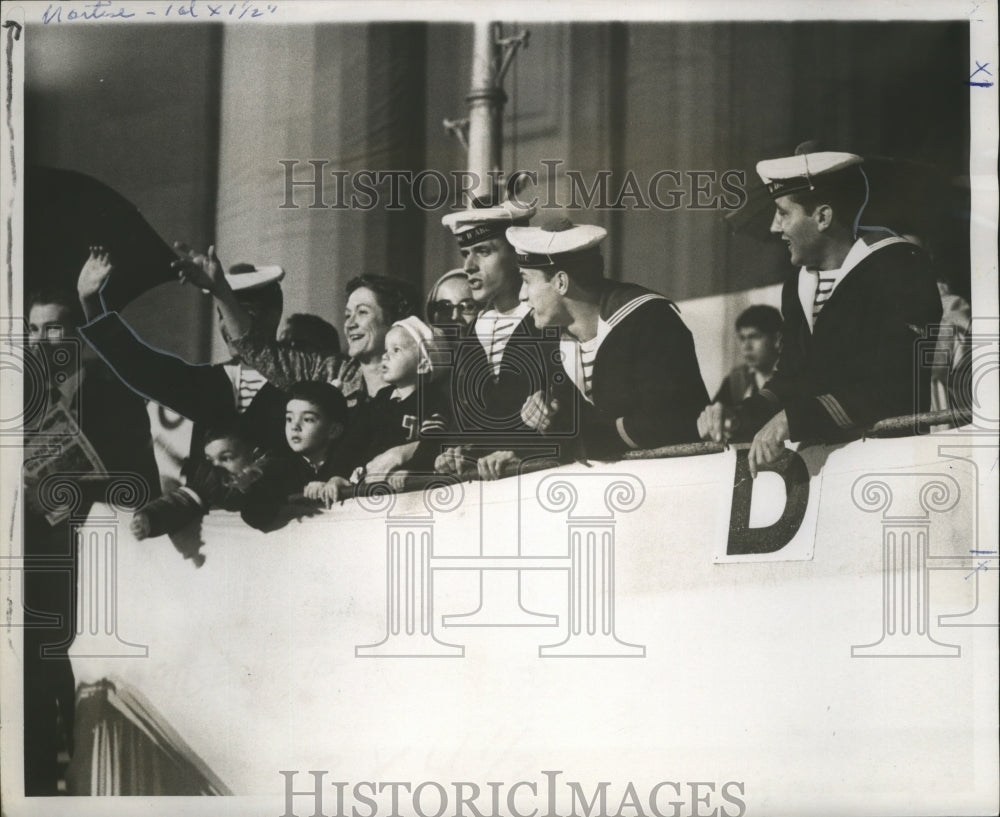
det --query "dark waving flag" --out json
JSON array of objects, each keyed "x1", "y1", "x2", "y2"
[{"x1": 25, "y1": 166, "x2": 178, "y2": 311}]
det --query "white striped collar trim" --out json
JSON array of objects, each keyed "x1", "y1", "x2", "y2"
[
  {"x1": 865, "y1": 235, "x2": 914, "y2": 254},
  {"x1": 816, "y1": 393, "x2": 854, "y2": 429},
  {"x1": 558, "y1": 293, "x2": 667, "y2": 402},
  {"x1": 606, "y1": 293, "x2": 669, "y2": 328}
]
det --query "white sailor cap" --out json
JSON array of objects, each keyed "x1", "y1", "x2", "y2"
[
  {"x1": 756, "y1": 151, "x2": 863, "y2": 198},
  {"x1": 441, "y1": 200, "x2": 536, "y2": 247},
  {"x1": 225, "y1": 263, "x2": 285, "y2": 292},
  {"x1": 505, "y1": 217, "x2": 607, "y2": 269}
]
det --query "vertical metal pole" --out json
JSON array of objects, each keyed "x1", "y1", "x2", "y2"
[{"x1": 466, "y1": 21, "x2": 506, "y2": 204}]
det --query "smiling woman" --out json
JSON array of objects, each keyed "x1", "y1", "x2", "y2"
[{"x1": 211, "y1": 266, "x2": 420, "y2": 410}]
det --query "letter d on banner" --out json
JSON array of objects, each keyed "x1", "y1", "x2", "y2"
[{"x1": 714, "y1": 446, "x2": 824, "y2": 563}]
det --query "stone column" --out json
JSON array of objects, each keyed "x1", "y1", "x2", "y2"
[
  {"x1": 42, "y1": 474, "x2": 150, "y2": 658},
  {"x1": 536, "y1": 474, "x2": 646, "y2": 657},
  {"x1": 442, "y1": 456, "x2": 559, "y2": 629},
  {"x1": 851, "y1": 474, "x2": 961, "y2": 657},
  {"x1": 356, "y1": 481, "x2": 464, "y2": 657}
]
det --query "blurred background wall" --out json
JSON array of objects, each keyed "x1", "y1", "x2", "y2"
[{"x1": 24, "y1": 19, "x2": 969, "y2": 395}]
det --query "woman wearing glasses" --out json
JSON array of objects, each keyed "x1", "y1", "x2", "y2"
[{"x1": 425, "y1": 268, "x2": 480, "y2": 329}]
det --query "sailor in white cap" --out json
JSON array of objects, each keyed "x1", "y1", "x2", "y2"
[
  {"x1": 697, "y1": 150, "x2": 942, "y2": 476},
  {"x1": 437, "y1": 200, "x2": 564, "y2": 479},
  {"x1": 439, "y1": 202, "x2": 537, "y2": 383},
  {"x1": 511, "y1": 216, "x2": 709, "y2": 460}
]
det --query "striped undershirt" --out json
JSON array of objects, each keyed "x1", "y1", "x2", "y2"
[
  {"x1": 475, "y1": 303, "x2": 531, "y2": 377},
  {"x1": 578, "y1": 335, "x2": 600, "y2": 401},
  {"x1": 812, "y1": 274, "x2": 837, "y2": 320}
]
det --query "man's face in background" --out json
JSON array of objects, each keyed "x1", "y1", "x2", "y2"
[
  {"x1": 28, "y1": 302, "x2": 73, "y2": 348},
  {"x1": 738, "y1": 326, "x2": 781, "y2": 373},
  {"x1": 27, "y1": 301, "x2": 81, "y2": 383}
]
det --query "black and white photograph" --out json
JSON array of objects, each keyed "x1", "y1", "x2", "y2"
[{"x1": 1, "y1": 1, "x2": 997, "y2": 815}]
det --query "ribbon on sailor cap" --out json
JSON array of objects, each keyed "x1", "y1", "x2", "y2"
[
  {"x1": 756, "y1": 151, "x2": 863, "y2": 198},
  {"x1": 225, "y1": 262, "x2": 285, "y2": 292},
  {"x1": 392, "y1": 315, "x2": 437, "y2": 371},
  {"x1": 506, "y1": 217, "x2": 607, "y2": 268},
  {"x1": 441, "y1": 200, "x2": 536, "y2": 247}
]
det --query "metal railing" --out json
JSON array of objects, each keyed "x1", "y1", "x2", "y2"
[{"x1": 339, "y1": 407, "x2": 975, "y2": 498}]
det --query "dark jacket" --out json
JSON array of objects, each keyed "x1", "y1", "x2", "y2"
[
  {"x1": 351, "y1": 382, "x2": 449, "y2": 475},
  {"x1": 554, "y1": 282, "x2": 709, "y2": 460},
  {"x1": 734, "y1": 239, "x2": 944, "y2": 442},
  {"x1": 79, "y1": 311, "x2": 291, "y2": 466},
  {"x1": 431, "y1": 311, "x2": 564, "y2": 458},
  {"x1": 240, "y1": 444, "x2": 355, "y2": 531}
]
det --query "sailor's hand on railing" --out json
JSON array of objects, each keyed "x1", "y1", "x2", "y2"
[
  {"x1": 477, "y1": 450, "x2": 519, "y2": 481},
  {"x1": 748, "y1": 410, "x2": 790, "y2": 478},
  {"x1": 387, "y1": 470, "x2": 409, "y2": 492},
  {"x1": 521, "y1": 390, "x2": 559, "y2": 432},
  {"x1": 435, "y1": 446, "x2": 475, "y2": 478},
  {"x1": 697, "y1": 402, "x2": 735, "y2": 444}
]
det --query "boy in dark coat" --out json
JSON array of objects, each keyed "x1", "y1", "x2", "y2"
[
  {"x1": 241, "y1": 382, "x2": 354, "y2": 530},
  {"x1": 129, "y1": 421, "x2": 267, "y2": 539}
]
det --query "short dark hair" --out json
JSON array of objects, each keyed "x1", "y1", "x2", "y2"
[
  {"x1": 202, "y1": 419, "x2": 253, "y2": 449},
  {"x1": 26, "y1": 286, "x2": 85, "y2": 329},
  {"x1": 282, "y1": 313, "x2": 341, "y2": 355},
  {"x1": 286, "y1": 381, "x2": 348, "y2": 426},
  {"x1": 735, "y1": 305, "x2": 782, "y2": 335},
  {"x1": 346, "y1": 275, "x2": 420, "y2": 324},
  {"x1": 787, "y1": 167, "x2": 868, "y2": 230},
  {"x1": 235, "y1": 282, "x2": 283, "y2": 315}
]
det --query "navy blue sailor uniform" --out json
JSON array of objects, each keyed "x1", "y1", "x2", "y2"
[
  {"x1": 729, "y1": 150, "x2": 944, "y2": 442},
  {"x1": 435, "y1": 199, "x2": 563, "y2": 461},
  {"x1": 734, "y1": 237, "x2": 942, "y2": 442},
  {"x1": 556, "y1": 283, "x2": 709, "y2": 460},
  {"x1": 507, "y1": 217, "x2": 709, "y2": 461},
  {"x1": 80, "y1": 311, "x2": 291, "y2": 456},
  {"x1": 447, "y1": 307, "x2": 560, "y2": 437}
]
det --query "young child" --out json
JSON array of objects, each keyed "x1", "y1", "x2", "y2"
[
  {"x1": 241, "y1": 381, "x2": 355, "y2": 529},
  {"x1": 332, "y1": 316, "x2": 448, "y2": 493},
  {"x1": 130, "y1": 421, "x2": 266, "y2": 540}
]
